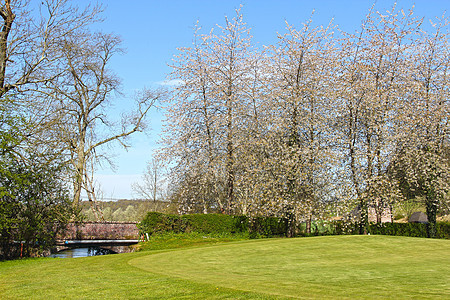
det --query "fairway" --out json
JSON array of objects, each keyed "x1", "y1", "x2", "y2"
[
  {"x1": 130, "y1": 235, "x2": 450, "y2": 299},
  {"x1": 1, "y1": 235, "x2": 449, "y2": 299}
]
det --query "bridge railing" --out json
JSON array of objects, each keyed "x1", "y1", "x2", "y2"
[{"x1": 57, "y1": 221, "x2": 140, "y2": 241}]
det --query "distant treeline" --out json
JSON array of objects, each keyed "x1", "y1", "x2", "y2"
[{"x1": 81, "y1": 200, "x2": 178, "y2": 222}]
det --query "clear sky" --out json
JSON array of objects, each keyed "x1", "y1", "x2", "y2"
[{"x1": 86, "y1": 0, "x2": 449, "y2": 200}]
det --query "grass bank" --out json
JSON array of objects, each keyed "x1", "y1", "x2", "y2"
[{"x1": 1, "y1": 235, "x2": 449, "y2": 299}]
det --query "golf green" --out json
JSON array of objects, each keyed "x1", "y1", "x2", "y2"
[{"x1": 130, "y1": 235, "x2": 450, "y2": 298}]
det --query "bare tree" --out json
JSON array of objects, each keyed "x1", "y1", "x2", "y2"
[
  {"x1": 0, "y1": 0, "x2": 102, "y2": 98},
  {"x1": 133, "y1": 157, "x2": 166, "y2": 203},
  {"x1": 43, "y1": 31, "x2": 162, "y2": 210},
  {"x1": 0, "y1": 0, "x2": 105, "y2": 168}
]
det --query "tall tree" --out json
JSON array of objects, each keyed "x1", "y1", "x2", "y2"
[
  {"x1": 0, "y1": 0, "x2": 102, "y2": 98},
  {"x1": 164, "y1": 8, "x2": 256, "y2": 214},
  {"x1": 391, "y1": 13, "x2": 450, "y2": 236},
  {"x1": 336, "y1": 4, "x2": 421, "y2": 231},
  {"x1": 44, "y1": 31, "x2": 161, "y2": 210},
  {"x1": 0, "y1": 105, "x2": 72, "y2": 259},
  {"x1": 163, "y1": 23, "x2": 224, "y2": 213},
  {"x1": 260, "y1": 17, "x2": 337, "y2": 233}
]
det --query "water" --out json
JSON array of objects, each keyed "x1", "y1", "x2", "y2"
[{"x1": 50, "y1": 247, "x2": 115, "y2": 258}]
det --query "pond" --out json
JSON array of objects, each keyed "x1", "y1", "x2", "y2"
[{"x1": 50, "y1": 247, "x2": 116, "y2": 258}]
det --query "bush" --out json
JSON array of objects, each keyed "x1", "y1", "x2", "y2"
[
  {"x1": 321, "y1": 221, "x2": 449, "y2": 239},
  {"x1": 139, "y1": 213, "x2": 250, "y2": 236},
  {"x1": 138, "y1": 212, "x2": 450, "y2": 241},
  {"x1": 249, "y1": 216, "x2": 287, "y2": 237},
  {"x1": 138, "y1": 212, "x2": 186, "y2": 235},
  {"x1": 182, "y1": 214, "x2": 241, "y2": 234},
  {"x1": 0, "y1": 157, "x2": 73, "y2": 260},
  {"x1": 368, "y1": 222, "x2": 427, "y2": 237},
  {"x1": 366, "y1": 222, "x2": 449, "y2": 239},
  {"x1": 436, "y1": 222, "x2": 450, "y2": 239},
  {"x1": 233, "y1": 215, "x2": 249, "y2": 232},
  {"x1": 138, "y1": 213, "x2": 287, "y2": 237}
]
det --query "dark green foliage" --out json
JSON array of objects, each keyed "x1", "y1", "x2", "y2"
[
  {"x1": 138, "y1": 213, "x2": 286, "y2": 237},
  {"x1": 233, "y1": 215, "x2": 249, "y2": 232},
  {"x1": 295, "y1": 221, "x2": 449, "y2": 239},
  {"x1": 436, "y1": 222, "x2": 450, "y2": 239},
  {"x1": 0, "y1": 103, "x2": 74, "y2": 260},
  {"x1": 368, "y1": 222, "x2": 428, "y2": 237},
  {"x1": 138, "y1": 212, "x2": 450, "y2": 240},
  {"x1": 333, "y1": 221, "x2": 449, "y2": 239},
  {"x1": 367, "y1": 222, "x2": 450, "y2": 239},
  {"x1": 137, "y1": 212, "x2": 186, "y2": 235},
  {"x1": 249, "y1": 216, "x2": 288, "y2": 238},
  {"x1": 0, "y1": 158, "x2": 73, "y2": 259},
  {"x1": 183, "y1": 214, "x2": 243, "y2": 234}
]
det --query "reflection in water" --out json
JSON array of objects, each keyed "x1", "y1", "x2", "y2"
[{"x1": 50, "y1": 247, "x2": 115, "y2": 258}]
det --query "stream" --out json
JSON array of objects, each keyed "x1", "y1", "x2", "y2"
[{"x1": 50, "y1": 247, "x2": 115, "y2": 258}]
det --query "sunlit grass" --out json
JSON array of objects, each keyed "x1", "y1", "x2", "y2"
[
  {"x1": 1, "y1": 235, "x2": 449, "y2": 299},
  {"x1": 131, "y1": 235, "x2": 450, "y2": 299}
]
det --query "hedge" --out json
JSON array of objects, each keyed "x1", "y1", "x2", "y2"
[
  {"x1": 249, "y1": 216, "x2": 288, "y2": 238},
  {"x1": 368, "y1": 222, "x2": 428, "y2": 238},
  {"x1": 182, "y1": 214, "x2": 244, "y2": 234},
  {"x1": 296, "y1": 221, "x2": 449, "y2": 239},
  {"x1": 296, "y1": 220, "x2": 360, "y2": 236},
  {"x1": 138, "y1": 212, "x2": 286, "y2": 237},
  {"x1": 137, "y1": 212, "x2": 186, "y2": 235},
  {"x1": 368, "y1": 222, "x2": 450, "y2": 239},
  {"x1": 436, "y1": 222, "x2": 450, "y2": 239},
  {"x1": 138, "y1": 212, "x2": 450, "y2": 239}
]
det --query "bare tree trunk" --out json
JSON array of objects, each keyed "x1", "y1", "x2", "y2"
[
  {"x1": 73, "y1": 144, "x2": 85, "y2": 210},
  {"x1": 0, "y1": 0, "x2": 14, "y2": 96}
]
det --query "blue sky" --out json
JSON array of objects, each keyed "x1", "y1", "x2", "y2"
[{"x1": 87, "y1": 0, "x2": 449, "y2": 200}]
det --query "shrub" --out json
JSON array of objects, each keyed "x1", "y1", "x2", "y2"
[
  {"x1": 233, "y1": 215, "x2": 249, "y2": 232},
  {"x1": 182, "y1": 214, "x2": 240, "y2": 234},
  {"x1": 138, "y1": 213, "x2": 287, "y2": 237},
  {"x1": 366, "y1": 222, "x2": 449, "y2": 239},
  {"x1": 138, "y1": 212, "x2": 450, "y2": 240},
  {"x1": 368, "y1": 222, "x2": 426, "y2": 237},
  {"x1": 139, "y1": 213, "x2": 251, "y2": 236},
  {"x1": 435, "y1": 222, "x2": 449, "y2": 239},
  {"x1": 250, "y1": 216, "x2": 288, "y2": 237},
  {"x1": 138, "y1": 212, "x2": 186, "y2": 235},
  {"x1": 0, "y1": 155, "x2": 73, "y2": 260}
]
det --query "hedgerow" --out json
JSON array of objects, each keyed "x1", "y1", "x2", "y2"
[{"x1": 138, "y1": 212, "x2": 450, "y2": 239}]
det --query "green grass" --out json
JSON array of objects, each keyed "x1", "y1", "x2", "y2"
[{"x1": 1, "y1": 235, "x2": 449, "y2": 299}]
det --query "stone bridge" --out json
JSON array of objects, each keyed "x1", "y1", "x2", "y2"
[{"x1": 56, "y1": 221, "x2": 141, "y2": 254}]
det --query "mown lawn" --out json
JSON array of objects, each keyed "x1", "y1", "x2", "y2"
[{"x1": 1, "y1": 235, "x2": 449, "y2": 299}]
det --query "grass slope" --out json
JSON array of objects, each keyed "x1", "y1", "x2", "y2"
[{"x1": 1, "y1": 235, "x2": 449, "y2": 299}]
